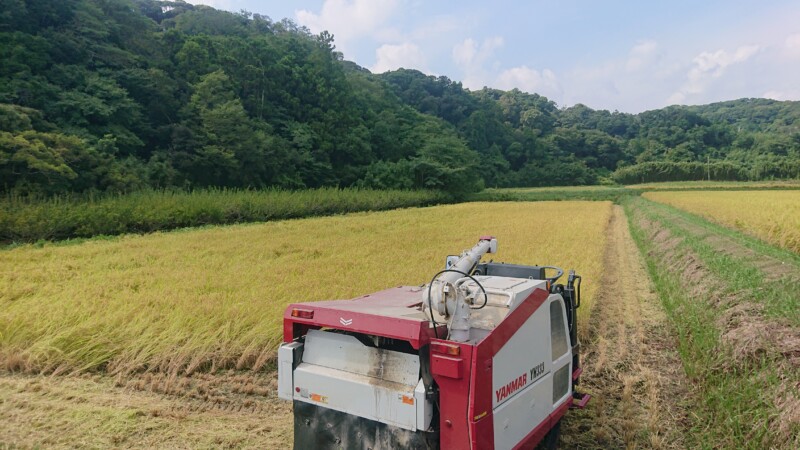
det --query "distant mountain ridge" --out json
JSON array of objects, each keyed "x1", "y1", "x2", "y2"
[{"x1": 1, "y1": 0, "x2": 798, "y2": 195}]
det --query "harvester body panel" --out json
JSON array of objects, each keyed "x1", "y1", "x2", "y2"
[
  {"x1": 278, "y1": 238, "x2": 586, "y2": 449},
  {"x1": 290, "y1": 329, "x2": 431, "y2": 431}
]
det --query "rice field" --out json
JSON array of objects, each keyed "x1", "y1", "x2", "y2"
[
  {"x1": 0, "y1": 201, "x2": 612, "y2": 376},
  {"x1": 643, "y1": 190, "x2": 800, "y2": 253},
  {"x1": 628, "y1": 180, "x2": 800, "y2": 190},
  {"x1": 0, "y1": 187, "x2": 448, "y2": 243}
]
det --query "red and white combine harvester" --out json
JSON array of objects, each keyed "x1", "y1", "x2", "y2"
[{"x1": 278, "y1": 237, "x2": 590, "y2": 449}]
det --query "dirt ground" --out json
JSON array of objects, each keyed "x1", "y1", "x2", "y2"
[
  {"x1": 0, "y1": 205, "x2": 692, "y2": 449},
  {"x1": 560, "y1": 205, "x2": 691, "y2": 449}
]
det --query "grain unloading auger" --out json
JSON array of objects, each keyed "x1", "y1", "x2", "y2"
[{"x1": 278, "y1": 237, "x2": 590, "y2": 449}]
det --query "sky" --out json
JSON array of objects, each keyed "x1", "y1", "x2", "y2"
[{"x1": 187, "y1": 0, "x2": 800, "y2": 113}]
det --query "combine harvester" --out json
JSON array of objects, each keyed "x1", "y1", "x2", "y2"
[{"x1": 278, "y1": 237, "x2": 590, "y2": 449}]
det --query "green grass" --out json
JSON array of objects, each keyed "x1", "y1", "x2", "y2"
[
  {"x1": 469, "y1": 186, "x2": 640, "y2": 203},
  {"x1": 625, "y1": 196, "x2": 800, "y2": 448},
  {"x1": 635, "y1": 198, "x2": 800, "y2": 323},
  {"x1": 0, "y1": 188, "x2": 450, "y2": 244},
  {"x1": 470, "y1": 180, "x2": 800, "y2": 204}
]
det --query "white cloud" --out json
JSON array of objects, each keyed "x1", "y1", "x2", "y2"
[
  {"x1": 295, "y1": 1, "x2": 465, "y2": 73},
  {"x1": 666, "y1": 91, "x2": 686, "y2": 106},
  {"x1": 626, "y1": 40, "x2": 658, "y2": 71},
  {"x1": 296, "y1": 0, "x2": 401, "y2": 54},
  {"x1": 452, "y1": 38, "x2": 477, "y2": 66},
  {"x1": 371, "y1": 42, "x2": 427, "y2": 73},
  {"x1": 692, "y1": 45, "x2": 760, "y2": 76},
  {"x1": 452, "y1": 36, "x2": 505, "y2": 90},
  {"x1": 186, "y1": 0, "x2": 236, "y2": 10},
  {"x1": 786, "y1": 33, "x2": 800, "y2": 48},
  {"x1": 410, "y1": 16, "x2": 461, "y2": 42},
  {"x1": 763, "y1": 89, "x2": 800, "y2": 101},
  {"x1": 667, "y1": 44, "x2": 760, "y2": 104},
  {"x1": 558, "y1": 40, "x2": 682, "y2": 111},
  {"x1": 452, "y1": 39, "x2": 678, "y2": 107},
  {"x1": 496, "y1": 66, "x2": 560, "y2": 98},
  {"x1": 452, "y1": 36, "x2": 503, "y2": 67},
  {"x1": 786, "y1": 33, "x2": 800, "y2": 54}
]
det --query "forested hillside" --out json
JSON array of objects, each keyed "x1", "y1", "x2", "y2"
[
  {"x1": 382, "y1": 71, "x2": 800, "y2": 185},
  {"x1": 0, "y1": 0, "x2": 481, "y2": 196},
  {"x1": 1, "y1": 0, "x2": 799, "y2": 196}
]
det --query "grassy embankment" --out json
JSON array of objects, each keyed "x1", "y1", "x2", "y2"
[
  {"x1": 0, "y1": 188, "x2": 450, "y2": 244},
  {"x1": 472, "y1": 180, "x2": 800, "y2": 204},
  {"x1": 644, "y1": 190, "x2": 800, "y2": 254},
  {"x1": 470, "y1": 186, "x2": 638, "y2": 202},
  {"x1": 628, "y1": 179, "x2": 800, "y2": 190},
  {"x1": 0, "y1": 202, "x2": 611, "y2": 377},
  {"x1": 625, "y1": 196, "x2": 800, "y2": 448}
]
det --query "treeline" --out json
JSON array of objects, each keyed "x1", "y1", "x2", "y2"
[
  {"x1": 612, "y1": 160, "x2": 800, "y2": 184},
  {"x1": 1, "y1": 0, "x2": 799, "y2": 197},
  {"x1": 382, "y1": 73, "x2": 800, "y2": 186}
]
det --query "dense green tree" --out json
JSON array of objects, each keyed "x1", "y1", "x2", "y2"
[
  {"x1": 1, "y1": 0, "x2": 798, "y2": 195},
  {"x1": 411, "y1": 132, "x2": 482, "y2": 197}
]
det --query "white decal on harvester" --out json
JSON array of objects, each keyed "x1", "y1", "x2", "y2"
[{"x1": 339, "y1": 317, "x2": 353, "y2": 326}]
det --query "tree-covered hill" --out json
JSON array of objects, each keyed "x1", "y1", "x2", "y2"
[
  {"x1": 381, "y1": 69, "x2": 800, "y2": 185},
  {"x1": 0, "y1": 0, "x2": 482, "y2": 196},
  {"x1": 1, "y1": 0, "x2": 798, "y2": 196}
]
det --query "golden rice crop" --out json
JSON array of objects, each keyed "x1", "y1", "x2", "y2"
[
  {"x1": 644, "y1": 190, "x2": 800, "y2": 253},
  {"x1": 627, "y1": 180, "x2": 800, "y2": 190},
  {"x1": 0, "y1": 201, "x2": 611, "y2": 375}
]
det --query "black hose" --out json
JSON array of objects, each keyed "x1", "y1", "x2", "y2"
[
  {"x1": 426, "y1": 269, "x2": 489, "y2": 339},
  {"x1": 427, "y1": 278, "x2": 439, "y2": 339}
]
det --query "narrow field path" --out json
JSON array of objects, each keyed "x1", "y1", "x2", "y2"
[
  {"x1": 629, "y1": 198, "x2": 800, "y2": 447},
  {"x1": 561, "y1": 205, "x2": 691, "y2": 449},
  {"x1": 641, "y1": 199, "x2": 800, "y2": 283}
]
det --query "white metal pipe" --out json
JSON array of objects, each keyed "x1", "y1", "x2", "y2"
[
  {"x1": 425, "y1": 237, "x2": 497, "y2": 342},
  {"x1": 440, "y1": 238, "x2": 493, "y2": 284}
]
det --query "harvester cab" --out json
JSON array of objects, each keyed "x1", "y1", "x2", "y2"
[{"x1": 278, "y1": 237, "x2": 590, "y2": 449}]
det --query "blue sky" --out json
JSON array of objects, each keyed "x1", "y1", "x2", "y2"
[{"x1": 188, "y1": 1, "x2": 800, "y2": 113}]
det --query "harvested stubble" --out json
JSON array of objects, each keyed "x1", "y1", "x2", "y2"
[
  {"x1": 0, "y1": 201, "x2": 611, "y2": 376},
  {"x1": 644, "y1": 190, "x2": 800, "y2": 253}
]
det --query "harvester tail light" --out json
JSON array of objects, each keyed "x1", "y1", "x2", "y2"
[
  {"x1": 431, "y1": 342, "x2": 461, "y2": 356},
  {"x1": 291, "y1": 308, "x2": 314, "y2": 319}
]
